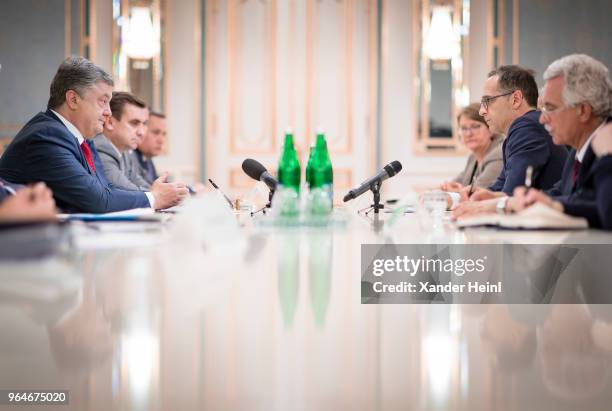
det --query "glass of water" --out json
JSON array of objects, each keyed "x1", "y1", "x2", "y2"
[{"x1": 422, "y1": 190, "x2": 448, "y2": 229}]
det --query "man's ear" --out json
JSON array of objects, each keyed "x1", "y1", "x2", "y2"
[
  {"x1": 65, "y1": 90, "x2": 79, "y2": 110},
  {"x1": 105, "y1": 115, "x2": 116, "y2": 131},
  {"x1": 512, "y1": 90, "x2": 524, "y2": 109},
  {"x1": 577, "y1": 103, "x2": 593, "y2": 123}
]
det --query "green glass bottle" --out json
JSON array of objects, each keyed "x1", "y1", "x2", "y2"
[
  {"x1": 305, "y1": 144, "x2": 316, "y2": 188},
  {"x1": 277, "y1": 130, "x2": 301, "y2": 193},
  {"x1": 306, "y1": 131, "x2": 333, "y2": 216},
  {"x1": 310, "y1": 131, "x2": 333, "y2": 190}
]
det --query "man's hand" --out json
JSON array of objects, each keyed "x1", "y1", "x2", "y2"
[
  {"x1": 0, "y1": 182, "x2": 57, "y2": 222},
  {"x1": 440, "y1": 181, "x2": 464, "y2": 192},
  {"x1": 451, "y1": 198, "x2": 499, "y2": 220},
  {"x1": 511, "y1": 187, "x2": 563, "y2": 213},
  {"x1": 150, "y1": 173, "x2": 189, "y2": 209},
  {"x1": 458, "y1": 186, "x2": 502, "y2": 202}
]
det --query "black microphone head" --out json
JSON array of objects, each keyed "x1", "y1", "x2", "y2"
[
  {"x1": 384, "y1": 161, "x2": 402, "y2": 177},
  {"x1": 242, "y1": 158, "x2": 267, "y2": 181}
]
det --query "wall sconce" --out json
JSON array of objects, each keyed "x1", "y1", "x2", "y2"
[
  {"x1": 124, "y1": 6, "x2": 160, "y2": 61},
  {"x1": 424, "y1": 6, "x2": 459, "y2": 61}
]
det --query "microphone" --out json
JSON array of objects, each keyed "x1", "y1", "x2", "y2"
[
  {"x1": 343, "y1": 161, "x2": 402, "y2": 202},
  {"x1": 241, "y1": 158, "x2": 278, "y2": 191}
]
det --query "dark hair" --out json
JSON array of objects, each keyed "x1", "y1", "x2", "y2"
[
  {"x1": 488, "y1": 65, "x2": 539, "y2": 108},
  {"x1": 149, "y1": 111, "x2": 166, "y2": 119},
  {"x1": 47, "y1": 56, "x2": 114, "y2": 110},
  {"x1": 109, "y1": 92, "x2": 147, "y2": 120},
  {"x1": 457, "y1": 102, "x2": 487, "y2": 125}
]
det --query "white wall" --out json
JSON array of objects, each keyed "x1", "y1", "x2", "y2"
[
  {"x1": 155, "y1": 0, "x2": 201, "y2": 183},
  {"x1": 92, "y1": 0, "x2": 491, "y2": 191},
  {"x1": 92, "y1": 0, "x2": 113, "y2": 73},
  {"x1": 380, "y1": 0, "x2": 489, "y2": 198}
]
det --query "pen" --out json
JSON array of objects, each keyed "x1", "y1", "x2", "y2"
[
  {"x1": 467, "y1": 162, "x2": 478, "y2": 197},
  {"x1": 524, "y1": 165, "x2": 533, "y2": 193},
  {"x1": 208, "y1": 178, "x2": 235, "y2": 209}
]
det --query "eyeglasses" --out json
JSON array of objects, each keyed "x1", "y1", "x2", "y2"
[
  {"x1": 459, "y1": 123, "x2": 484, "y2": 134},
  {"x1": 480, "y1": 91, "x2": 515, "y2": 110},
  {"x1": 540, "y1": 104, "x2": 573, "y2": 118}
]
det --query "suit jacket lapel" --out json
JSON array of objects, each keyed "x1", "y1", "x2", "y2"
[{"x1": 45, "y1": 109, "x2": 93, "y2": 174}]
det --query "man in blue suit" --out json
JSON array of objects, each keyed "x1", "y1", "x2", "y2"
[
  {"x1": 452, "y1": 65, "x2": 568, "y2": 218},
  {"x1": 0, "y1": 57, "x2": 187, "y2": 213}
]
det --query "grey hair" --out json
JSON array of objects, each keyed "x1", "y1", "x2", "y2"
[
  {"x1": 47, "y1": 56, "x2": 114, "y2": 110},
  {"x1": 543, "y1": 54, "x2": 612, "y2": 119}
]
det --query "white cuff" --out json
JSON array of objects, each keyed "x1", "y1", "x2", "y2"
[
  {"x1": 145, "y1": 192, "x2": 155, "y2": 209},
  {"x1": 447, "y1": 192, "x2": 461, "y2": 209}
]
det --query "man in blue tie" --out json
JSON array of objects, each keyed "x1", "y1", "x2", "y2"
[{"x1": 0, "y1": 57, "x2": 188, "y2": 213}]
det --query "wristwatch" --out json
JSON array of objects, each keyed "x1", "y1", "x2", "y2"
[{"x1": 496, "y1": 197, "x2": 509, "y2": 215}]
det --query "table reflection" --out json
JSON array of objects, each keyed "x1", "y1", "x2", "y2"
[{"x1": 1, "y1": 212, "x2": 612, "y2": 410}]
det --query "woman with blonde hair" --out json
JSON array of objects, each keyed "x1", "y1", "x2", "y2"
[{"x1": 441, "y1": 102, "x2": 503, "y2": 192}]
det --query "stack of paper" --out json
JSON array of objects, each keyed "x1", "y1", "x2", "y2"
[{"x1": 58, "y1": 208, "x2": 163, "y2": 222}]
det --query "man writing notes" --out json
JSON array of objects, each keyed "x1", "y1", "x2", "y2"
[
  {"x1": 0, "y1": 57, "x2": 187, "y2": 213},
  {"x1": 452, "y1": 65, "x2": 568, "y2": 217},
  {"x1": 510, "y1": 55, "x2": 612, "y2": 228}
]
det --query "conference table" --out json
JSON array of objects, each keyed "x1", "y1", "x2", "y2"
[{"x1": 1, "y1": 193, "x2": 612, "y2": 411}]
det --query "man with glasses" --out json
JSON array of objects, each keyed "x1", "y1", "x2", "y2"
[
  {"x1": 452, "y1": 65, "x2": 568, "y2": 218},
  {"x1": 508, "y1": 54, "x2": 612, "y2": 228}
]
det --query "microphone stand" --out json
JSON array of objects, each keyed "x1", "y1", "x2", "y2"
[
  {"x1": 251, "y1": 188, "x2": 275, "y2": 217},
  {"x1": 358, "y1": 180, "x2": 384, "y2": 216}
]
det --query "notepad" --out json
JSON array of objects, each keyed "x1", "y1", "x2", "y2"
[
  {"x1": 58, "y1": 208, "x2": 163, "y2": 222},
  {"x1": 456, "y1": 203, "x2": 588, "y2": 230}
]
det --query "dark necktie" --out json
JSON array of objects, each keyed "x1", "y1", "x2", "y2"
[
  {"x1": 572, "y1": 159, "x2": 580, "y2": 185},
  {"x1": 80, "y1": 141, "x2": 96, "y2": 173}
]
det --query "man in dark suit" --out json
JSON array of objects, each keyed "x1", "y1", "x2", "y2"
[
  {"x1": 507, "y1": 54, "x2": 612, "y2": 228},
  {"x1": 452, "y1": 65, "x2": 568, "y2": 218},
  {"x1": 132, "y1": 111, "x2": 166, "y2": 185},
  {"x1": 0, "y1": 57, "x2": 187, "y2": 213}
]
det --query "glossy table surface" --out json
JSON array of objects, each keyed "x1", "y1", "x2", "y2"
[{"x1": 1, "y1": 197, "x2": 612, "y2": 411}]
